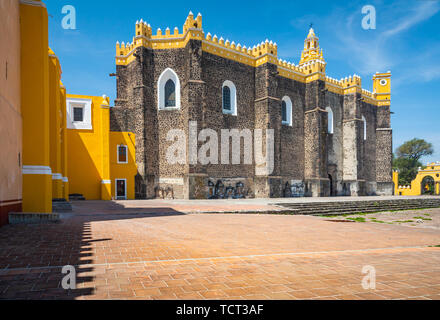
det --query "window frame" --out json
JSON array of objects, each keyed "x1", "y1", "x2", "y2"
[
  {"x1": 115, "y1": 178, "x2": 127, "y2": 200},
  {"x1": 66, "y1": 98, "x2": 92, "y2": 130},
  {"x1": 117, "y1": 144, "x2": 128, "y2": 164},
  {"x1": 362, "y1": 115, "x2": 367, "y2": 141},
  {"x1": 326, "y1": 107, "x2": 334, "y2": 134},
  {"x1": 222, "y1": 80, "x2": 237, "y2": 116},
  {"x1": 281, "y1": 96, "x2": 292, "y2": 126},
  {"x1": 157, "y1": 68, "x2": 181, "y2": 110}
]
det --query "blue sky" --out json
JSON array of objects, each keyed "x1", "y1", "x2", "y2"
[{"x1": 45, "y1": 0, "x2": 440, "y2": 163}]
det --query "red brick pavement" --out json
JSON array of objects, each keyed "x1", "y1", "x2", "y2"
[{"x1": 0, "y1": 200, "x2": 439, "y2": 300}]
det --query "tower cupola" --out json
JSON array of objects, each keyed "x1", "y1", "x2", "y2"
[{"x1": 299, "y1": 27, "x2": 325, "y2": 66}]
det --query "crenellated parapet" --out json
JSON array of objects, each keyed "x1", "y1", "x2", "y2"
[
  {"x1": 116, "y1": 12, "x2": 204, "y2": 65},
  {"x1": 115, "y1": 12, "x2": 389, "y2": 106}
]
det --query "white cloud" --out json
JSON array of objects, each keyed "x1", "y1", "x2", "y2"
[{"x1": 382, "y1": 1, "x2": 440, "y2": 38}]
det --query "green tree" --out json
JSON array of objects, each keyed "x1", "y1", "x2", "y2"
[
  {"x1": 393, "y1": 138, "x2": 434, "y2": 186},
  {"x1": 396, "y1": 138, "x2": 433, "y2": 161}
]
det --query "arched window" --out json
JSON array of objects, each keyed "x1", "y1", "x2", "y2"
[
  {"x1": 164, "y1": 79, "x2": 176, "y2": 107},
  {"x1": 222, "y1": 80, "x2": 237, "y2": 115},
  {"x1": 362, "y1": 115, "x2": 367, "y2": 140},
  {"x1": 281, "y1": 96, "x2": 292, "y2": 126},
  {"x1": 157, "y1": 68, "x2": 181, "y2": 110},
  {"x1": 326, "y1": 107, "x2": 334, "y2": 134}
]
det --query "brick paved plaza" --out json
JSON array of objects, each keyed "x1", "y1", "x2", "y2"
[{"x1": 0, "y1": 199, "x2": 440, "y2": 300}]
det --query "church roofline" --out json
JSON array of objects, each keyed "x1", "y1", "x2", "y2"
[{"x1": 115, "y1": 12, "x2": 390, "y2": 105}]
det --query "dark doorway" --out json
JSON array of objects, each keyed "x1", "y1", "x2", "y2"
[
  {"x1": 421, "y1": 176, "x2": 435, "y2": 195},
  {"x1": 328, "y1": 174, "x2": 334, "y2": 196},
  {"x1": 116, "y1": 179, "x2": 127, "y2": 200}
]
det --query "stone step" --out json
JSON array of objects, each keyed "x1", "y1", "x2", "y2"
[
  {"x1": 69, "y1": 193, "x2": 85, "y2": 201},
  {"x1": 9, "y1": 212, "x2": 59, "y2": 224},
  {"x1": 278, "y1": 201, "x2": 440, "y2": 210},
  {"x1": 278, "y1": 199, "x2": 440, "y2": 207},
  {"x1": 274, "y1": 198, "x2": 440, "y2": 216},
  {"x1": 52, "y1": 200, "x2": 72, "y2": 212},
  {"x1": 288, "y1": 202, "x2": 440, "y2": 211}
]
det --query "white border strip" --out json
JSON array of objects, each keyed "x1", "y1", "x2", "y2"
[
  {"x1": 101, "y1": 180, "x2": 111, "y2": 185},
  {"x1": 22, "y1": 165, "x2": 52, "y2": 175},
  {"x1": 20, "y1": 0, "x2": 46, "y2": 8},
  {"x1": 52, "y1": 173, "x2": 62, "y2": 180}
]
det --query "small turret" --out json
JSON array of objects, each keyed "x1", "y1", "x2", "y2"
[
  {"x1": 299, "y1": 27, "x2": 325, "y2": 66},
  {"x1": 373, "y1": 71, "x2": 391, "y2": 103},
  {"x1": 183, "y1": 11, "x2": 202, "y2": 33}
]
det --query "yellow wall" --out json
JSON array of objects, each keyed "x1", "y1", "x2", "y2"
[
  {"x1": 60, "y1": 83, "x2": 69, "y2": 199},
  {"x1": 394, "y1": 163, "x2": 440, "y2": 196},
  {"x1": 20, "y1": 0, "x2": 52, "y2": 213},
  {"x1": 48, "y1": 48, "x2": 64, "y2": 200},
  {"x1": 66, "y1": 94, "x2": 137, "y2": 200},
  {"x1": 0, "y1": 0, "x2": 22, "y2": 225},
  {"x1": 110, "y1": 132, "x2": 137, "y2": 200},
  {"x1": 67, "y1": 94, "x2": 109, "y2": 200}
]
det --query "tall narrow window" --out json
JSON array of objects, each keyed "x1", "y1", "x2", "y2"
[
  {"x1": 282, "y1": 101, "x2": 287, "y2": 123},
  {"x1": 362, "y1": 115, "x2": 367, "y2": 140},
  {"x1": 222, "y1": 80, "x2": 237, "y2": 115},
  {"x1": 281, "y1": 96, "x2": 292, "y2": 126},
  {"x1": 326, "y1": 107, "x2": 334, "y2": 134},
  {"x1": 223, "y1": 86, "x2": 231, "y2": 111},
  {"x1": 117, "y1": 145, "x2": 128, "y2": 164},
  {"x1": 164, "y1": 79, "x2": 176, "y2": 107}
]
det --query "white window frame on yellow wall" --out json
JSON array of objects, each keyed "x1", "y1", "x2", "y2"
[
  {"x1": 115, "y1": 178, "x2": 127, "y2": 200},
  {"x1": 117, "y1": 145, "x2": 128, "y2": 164},
  {"x1": 66, "y1": 97, "x2": 92, "y2": 130}
]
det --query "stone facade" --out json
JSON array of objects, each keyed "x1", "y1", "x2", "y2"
[{"x1": 111, "y1": 21, "x2": 393, "y2": 199}]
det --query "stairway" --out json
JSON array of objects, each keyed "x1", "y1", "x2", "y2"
[
  {"x1": 68, "y1": 193, "x2": 85, "y2": 201},
  {"x1": 274, "y1": 198, "x2": 440, "y2": 216},
  {"x1": 52, "y1": 198, "x2": 72, "y2": 212}
]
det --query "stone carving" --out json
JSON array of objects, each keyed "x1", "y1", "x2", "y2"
[
  {"x1": 154, "y1": 186, "x2": 175, "y2": 199},
  {"x1": 291, "y1": 182, "x2": 305, "y2": 197},
  {"x1": 208, "y1": 180, "x2": 247, "y2": 199}
]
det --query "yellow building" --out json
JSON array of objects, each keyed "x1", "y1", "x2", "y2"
[
  {"x1": 0, "y1": 0, "x2": 71, "y2": 224},
  {"x1": 0, "y1": 0, "x2": 136, "y2": 227},
  {"x1": 66, "y1": 94, "x2": 137, "y2": 200},
  {"x1": 393, "y1": 162, "x2": 440, "y2": 196}
]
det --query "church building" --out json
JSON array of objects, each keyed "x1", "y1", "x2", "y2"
[{"x1": 110, "y1": 12, "x2": 394, "y2": 199}]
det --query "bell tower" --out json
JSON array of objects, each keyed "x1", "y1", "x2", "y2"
[
  {"x1": 299, "y1": 27, "x2": 325, "y2": 66},
  {"x1": 373, "y1": 71, "x2": 393, "y2": 195}
]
